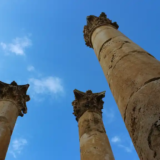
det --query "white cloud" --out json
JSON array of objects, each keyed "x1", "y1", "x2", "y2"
[
  {"x1": 111, "y1": 136, "x2": 121, "y2": 143},
  {"x1": 0, "y1": 36, "x2": 31, "y2": 55},
  {"x1": 9, "y1": 138, "x2": 28, "y2": 158},
  {"x1": 118, "y1": 144, "x2": 133, "y2": 153},
  {"x1": 27, "y1": 65, "x2": 35, "y2": 72},
  {"x1": 111, "y1": 135, "x2": 134, "y2": 153},
  {"x1": 29, "y1": 76, "x2": 64, "y2": 95}
]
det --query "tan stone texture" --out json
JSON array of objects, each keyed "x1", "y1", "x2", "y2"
[
  {"x1": 92, "y1": 25, "x2": 160, "y2": 118},
  {"x1": 0, "y1": 81, "x2": 30, "y2": 160},
  {"x1": 0, "y1": 101, "x2": 18, "y2": 160},
  {"x1": 79, "y1": 111, "x2": 114, "y2": 160},
  {"x1": 84, "y1": 13, "x2": 160, "y2": 160},
  {"x1": 72, "y1": 90, "x2": 115, "y2": 160},
  {"x1": 125, "y1": 79, "x2": 160, "y2": 160}
]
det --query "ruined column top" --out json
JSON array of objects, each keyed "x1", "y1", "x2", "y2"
[
  {"x1": 0, "y1": 81, "x2": 30, "y2": 117},
  {"x1": 72, "y1": 89, "x2": 105, "y2": 121},
  {"x1": 83, "y1": 12, "x2": 119, "y2": 48}
]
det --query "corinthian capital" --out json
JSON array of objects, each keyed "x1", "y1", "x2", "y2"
[
  {"x1": 83, "y1": 12, "x2": 119, "y2": 48},
  {"x1": 0, "y1": 81, "x2": 30, "y2": 117},
  {"x1": 72, "y1": 89, "x2": 105, "y2": 121}
]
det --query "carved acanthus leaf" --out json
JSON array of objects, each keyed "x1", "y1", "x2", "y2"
[
  {"x1": 83, "y1": 12, "x2": 119, "y2": 48},
  {"x1": 72, "y1": 89, "x2": 105, "y2": 121},
  {"x1": 0, "y1": 81, "x2": 30, "y2": 117}
]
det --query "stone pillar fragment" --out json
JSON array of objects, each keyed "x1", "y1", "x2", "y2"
[
  {"x1": 83, "y1": 12, "x2": 160, "y2": 160},
  {"x1": 72, "y1": 89, "x2": 115, "y2": 160},
  {"x1": 0, "y1": 81, "x2": 30, "y2": 160}
]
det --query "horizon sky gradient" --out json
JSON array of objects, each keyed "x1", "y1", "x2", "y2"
[{"x1": 0, "y1": 0, "x2": 159, "y2": 160}]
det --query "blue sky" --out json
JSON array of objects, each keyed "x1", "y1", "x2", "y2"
[{"x1": 0, "y1": 0, "x2": 159, "y2": 160}]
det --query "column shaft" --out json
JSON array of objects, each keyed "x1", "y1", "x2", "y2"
[
  {"x1": 83, "y1": 13, "x2": 160, "y2": 160},
  {"x1": 72, "y1": 89, "x2": 115, "y2": 160},
  {"x1": 0, "y1": 101, "x2": 18, "y2": 160},
  {"x1": 78, "y1": 111, "x2": 114, "y2": 160},
  {"x1": 0, "y1": 81, "x2": 30, "y2": 160},
  {"x1": 92, "y1": 25, "x2": 160, "y2": 160}
]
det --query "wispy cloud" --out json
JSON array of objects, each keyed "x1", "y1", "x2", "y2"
[
  {"x1": 111, "y1": 136, "x2": 134, "y2": 153},
  {"x1": 29, "y1": 76, "x2": 64, "y2": 97},
  {"x1": 111, "y1": 136, "x2": 121, "y2": 143},
  {"x1": 9, "y1": 138, "x2": 28, "y2": 158},
  {"x1": 27, "y1": 65, "x2": 35, "y2": 72},
  {"x1": 0, "y1": 36, "x2": 31, "y2": 55},
  {"x1": 118, "y1": 144, "x2": 133, "y2": 153}
]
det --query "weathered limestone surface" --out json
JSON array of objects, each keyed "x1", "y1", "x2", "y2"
[
  {"x1": 0, "y1": 101, "x2": 18, "y2": 160},
  {"x1": 0, "y1": 81, "x2": 30, "y2": 160},
  {"x1": 83, "y1": 12, "x2": 160, "y2": 160},
  {"x1": 126, "y1": 79, "x2": 160, "y2": 159},
  {"x1": 72, "y1": 90, "x2": 115, "y2": 160}
]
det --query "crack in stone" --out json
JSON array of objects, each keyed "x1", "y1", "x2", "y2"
[
  {"x1": 148, "y1": 123, "x2": 154, "y2": 151},
  {"x1": 118, "y1": 41, "x2": 130, "y2": 50},
  {"x1": 99, "y1": 38, "x2": 113, "y2": 54},
  {"x1": 144, "y1": 77, "x2": 160, "y2": 85},
  {"x1": 124, "y1": 77, "x2": 160, "y2": 122},
  {"x1": 110, "y1": 42, "x2": 129, "y2": 63},
  {"x1": 147, "y1": 122, "x2": 159, "y2": 159},
  {"x1": 98, "y1": 38, "x2": 112, "y2": 61},
  {"x1": 99, "y1": 39, "x2": 130, "y2": 62},
  {"x1": 112, "y1": 51, "x2": 149, "y2": 72}
]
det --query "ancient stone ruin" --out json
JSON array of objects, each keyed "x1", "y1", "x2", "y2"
[{"x1": 0, "y1": 12, "x2": 160, "y2": 160}]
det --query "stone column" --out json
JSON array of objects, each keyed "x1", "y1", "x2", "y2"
[
  {"x1": 72, "y1": 89, "x2": 115, "y2": 160},
  {"x1": 83, "y1": 12, "x2": 160, "y2": 160},
  {"x1": 0, "y1": 81, "x2": 30, "y2": 160}
]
